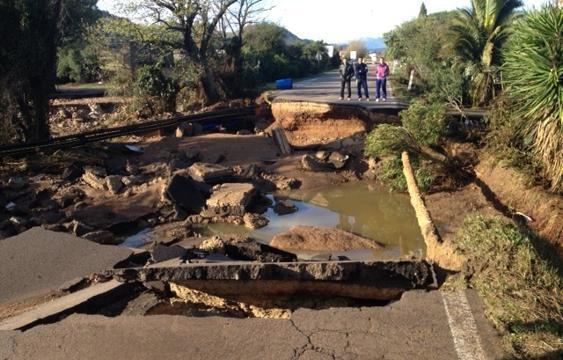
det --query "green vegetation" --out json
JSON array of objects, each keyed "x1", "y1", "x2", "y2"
[
  {"x1": 502, "y1": 5, "x2": 563, "y2": 192},
  {"x1": 378, "y1": 157, "x2": 436, "y2": 192},
  {"x1": 449, "y1": 0, "x2": 523, "y2": 106},
  {"x1": 453, "y1": 215, "x2": 562, "y2": 359}
]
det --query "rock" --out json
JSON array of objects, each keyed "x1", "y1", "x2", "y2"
[
  {"x1": 206, "y1": 183, "x2": 258, "y2": 216},
  {"x1": 273, "y1": 200, "x2": 298, "y2": 216},
  {"x1": 301, "y1": 155, "x2": 334, "y2": 172},
  {"x1": 270, "y1": 226, "x2": 384, "y2": 252},
  {"x1": 261, "y1": 174, "x2": 300, "y2": 191},
  {"x1": 83, "y1": 231, "x2": 117, "y2": 245},
  {"x1": 41, "y1": 211, "x2": 65, "y2": 225},
  {"x1": 122, "y1": 175, "x2": 145, "y2": 187},
  {"x1": 71, "y1": 221, "x2": 94, "y2": 237},
  {"x1": 328, "y1": 152, "x2": 349, "y2": 170},
  {"x1": 82, "y1": 167, "x2": 107, "y2": 190},
  {"x1": 7, "y1": 177, "x2": 26, "y2": 190},
  {"x1": 315, "y1": 151, "x2": 331, "y2": 161},
  {"x1": 187, "y1": 163, "x2": 233, "y2": 184},
  {"x1": 243, "y1": 213, "x2": 269, "y2": 229},
  {"x1": 184, "y1": 149, "x2": 201, "y2": 162},
  {"x1": 106, "y1": 176, "x2": 124, "y2": 195},
  {"x1": 62, "y1": 163, "x2": 84, "y2": 182},
  {"x1": 164, "y1": 174, "x2": 208, "y2": 214},
  {"x1": 176, "y1": 123, "x2": 194, "y2": 138},
  {"x1": 29, "y1": 189, "x2": 51, "y2": 209},
  {"x1": 233, "y1": 164, "x2": 260, "y2": 180},
  {"x1": 185, "y1": 215, "x2": 210, "y2": 225},
  {"x1": 151, "y1": 244, "x2": 188, "y2": 263},
  {"x1": 199, "y1": 236, "x2": 225, "y2": 253}
]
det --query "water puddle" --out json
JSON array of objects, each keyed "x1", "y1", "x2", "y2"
[{"x1": 205, "y1": 182, "x2": 425, "y2": 261}]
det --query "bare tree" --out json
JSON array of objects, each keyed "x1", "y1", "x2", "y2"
[
  {"x1": 131, "y1": 0, "x2": 238, "y2": 102},
  {"x1": 219, "y1": 0, "x2": 270, "y2": 88}
]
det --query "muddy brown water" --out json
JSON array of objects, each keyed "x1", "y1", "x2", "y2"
[
  {"x1": 121, "y1": 182, "x2": 425, "y2": 261},
  {"x1": 205, "y1": 182, "x2": 425, "y2": 261}
]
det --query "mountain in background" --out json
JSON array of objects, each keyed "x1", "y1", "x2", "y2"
[{"x1": 360, "y1": 37, "x2": 386, "y2": 51}]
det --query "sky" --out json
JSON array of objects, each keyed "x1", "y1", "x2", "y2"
[{"x1": 97, "y1": 0, "x2": 549, "y2": 43}]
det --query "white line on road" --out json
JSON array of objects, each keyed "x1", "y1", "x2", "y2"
[{"x1": 442, "y1": 291, "x2": 488, "y2": 360}]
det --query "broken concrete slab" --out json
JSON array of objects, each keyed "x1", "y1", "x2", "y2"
[
  {"x1": 0, "y1": 280, "x2": 129, "y2": 331},
  {"x1": 0, "y1": 228, "x2": 132, "y2": 306},
  {"x1": 151, "y1": 244, "x2": 188, "y2": 264},
  {"x1": 112, "y1": 260, "x2": 436, "y2": 301},
  {"x1": 206, "y1": 183, "x2": 258, "y2": 216},
  {"x1": 164, "y1": 175, "x2": 208, "y2": 214},
  {"x1": 72, "y1": 185, "x2": 162, "y2": 231},
  {"x1": 187, "y1": 163, "x2": 233, "y2": 184},
  {"x1": 81, "y1": 167, "x2": 107, "y2": 190},
  {"x1": 270, "y1": 226, "x2": 384, "y2": 252},
  {"x1": 223, "y1": 238, "x2": 297, "y2": 263}
]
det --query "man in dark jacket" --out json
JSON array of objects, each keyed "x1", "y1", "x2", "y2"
[
  {"x1": 355, "y1": 57, "x2": 369, "y2": 101},
  {"x1": 339, "y1": 58, "x2": 354, "y2": 100}
]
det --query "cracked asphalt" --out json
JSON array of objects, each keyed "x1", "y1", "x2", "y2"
[{"x1": 0, "y1": 291, "x2": 502, "y2": 360}]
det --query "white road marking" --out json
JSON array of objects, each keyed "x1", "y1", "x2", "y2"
[{"x1": 442, "y1": 291, "x2": 488, "y2": 360}]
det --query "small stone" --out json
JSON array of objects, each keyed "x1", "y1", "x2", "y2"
[
  {"x1": 243, "y1": 213, "x2": 269, "y2": 229},
  {"x1": 106, "y1": 176, "x2": 124, "y2": 195},
  {"x1": 273, "y1": 200, "x2": 298, "y2": 216},
  {"x1": 82, "y1": 167, "x2": 107, "y2": 190}
]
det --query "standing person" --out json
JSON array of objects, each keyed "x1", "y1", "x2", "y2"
[
  {"x1": 339, "y1": 58, "x2": 354, "y2": 101},
  {"x1": 375, "y1": 57, "x2": 390, "y2": 102},
  {"x1": 355, "y1": 58, "x2": 370, "y2": 101}
]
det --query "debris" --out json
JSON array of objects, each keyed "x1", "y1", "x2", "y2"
[
  {"x1": 5, "y1": 202, "x2": 17, "y2": 212},
  {"x1": 151, "y1": 244, "x2": 188, "y2": 264},
  {"x1": 301, "y1": 154, "x2": 334, "y2": 172},
  {"x1": 62, "y1": 163, "x2": 84, "y2": 182},
  {"x1": 106, "y1": 176, "x2": 125, "y2": 195},
  {"x1": 243, "y1": 213, "x2": 269, "y2": 229},
  {"x1": 273, "y1": 200, "x2": 298, "y2": 216},
  {"x1": 165, "y1": 174, "x2": 208, "y2": 214},
  {"x1": 187, "y1": 163, "x2": 233, "y2": 184},
  {"x1": 71, "y1": 221, "x2": 94, "y2": 237},
  {"x1": 272, "y1": 127, "x2": 293, "y2": 155},
  {"x1": 328, "y1": 152, "x2": 350, "y2": 170},
  {"x1": 82, "y1": 167, "x2": 107, "y2": 190},
  {"x1": 206, "y1": 183, "x2": 258, "y2": 216},
  {"x1": 83, "y1": 230, "x2": 117, "y2": 245}
]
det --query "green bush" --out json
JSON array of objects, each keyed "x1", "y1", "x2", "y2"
[
  {"x1": 364, "y1": 124, "x2": 421, "y2": 158},
  {"x1": 134, "y1": 64, "x2": 178, "y2": 113},
  {"x1": 400, "y1": 99, "x2": 447, "y2": 147},
  {"x1": 379, "y1": 156, "x2": 436, "y2": 192},
  {"x1": 57, "y1": 45, "x2": 101, "y2": 83}
]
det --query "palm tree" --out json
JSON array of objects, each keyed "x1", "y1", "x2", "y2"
[
  {"x1": 503, "y1": 5, "x2": 563, "y2": 192},
  {"x1": 450, "y1": 0, "x2": 523, "y2": 106}
]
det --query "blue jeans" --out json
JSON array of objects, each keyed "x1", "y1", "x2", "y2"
[{"x1": 375, "y1": 78, "x2": 387, "y2": 99}]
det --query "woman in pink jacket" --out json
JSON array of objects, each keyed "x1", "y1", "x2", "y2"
[{"x1": 375, "y1": 57, "x2": 390, "y2": 102}]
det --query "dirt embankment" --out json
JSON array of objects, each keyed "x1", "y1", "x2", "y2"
[
  {"x1": 270, "y1": 101, "x2": 399, "y2": 148},
  {"x1": 475, "y1": 156, "x2": 563, "y2": 252}
]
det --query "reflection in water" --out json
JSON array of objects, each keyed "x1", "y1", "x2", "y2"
[{"x1": 206, "y1": 182, "x2": 425, "y2": 260}]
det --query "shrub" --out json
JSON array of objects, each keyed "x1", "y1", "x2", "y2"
[
  {"x1": 134, "y1": 64, "x2": 178, "y2": 113},
  {"x1": 364, "y1": 124, "x2": 421, "y2": 158},
  {"x1": 400, "y1": 99, "x2": 447, "y2": 147},
  {"x1": 502, "y1": 5, "x2": 563, "y2": 193},
  {"x1": 379, "y1": 156, "x2": 436, "y2": 193}
]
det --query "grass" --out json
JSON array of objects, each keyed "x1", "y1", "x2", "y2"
[{"x1": 452, "y1": 215, "x2": 562, "y2": 359}]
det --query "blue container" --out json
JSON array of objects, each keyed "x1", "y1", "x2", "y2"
[{"x1": 276, "y1": 78, "x2": 293, "y2": 90}]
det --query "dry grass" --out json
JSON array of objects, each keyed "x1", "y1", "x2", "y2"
[{"x1": 453, "y1": 215, "x2": 562, "y2": 359}]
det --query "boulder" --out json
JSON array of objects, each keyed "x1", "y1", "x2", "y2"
[
  {"x1": 106, "y1": 176, "x2": 124, "y2": 195},
  {"x1": 206, "y1": 183, "x2": 257, "y2": 216},
  {"x1": 82, "y1": 167, "x2": 107, "y2": 190},
  {"x1": 62, "y1": 163, "x2": 84, "y2": 182},
  {"x1": 270, "y1": 226, "x2": 384, "y2": 252},
  {"x1": 243, "y1": 213, "x2": 269, "y2": 229},
  {"x1": 151, "y1": 244, "x2": 188, "y2": 263},
  {"x1": 165, "y1": 175, "x2": 208, "y2": 214},
  {"x1": 273, "y1": 200, "x2": 298, "y2": 216},
  {"x1": 301, "y1": 154, "x2": 334, "y2": 172},
  {"x1": 187, "y1": 163, "x2": 233, "y2": 184}
]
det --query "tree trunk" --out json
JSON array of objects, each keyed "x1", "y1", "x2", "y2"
[{"x1": 199, "y1": 61, "x2": 220, "y2": 104}]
